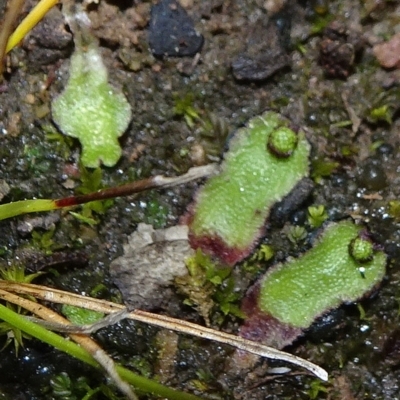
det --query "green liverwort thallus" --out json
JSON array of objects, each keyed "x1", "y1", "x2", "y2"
[
  {"x1": 187, "y1": 111, "x2": 310, "y2": 265},
  {"x1": 52, "y1": 12, "x2": 131, "y2": 168},
  {"x1": 258, "y1": 221, "x2": 386, "y2": 328},
  {"x1": 239, "y1": 221, "x2": 387, "y2": 349}
]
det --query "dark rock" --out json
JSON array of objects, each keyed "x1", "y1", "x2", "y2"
[
  {"x1": 232, "y1": 52, "x2": 290, "y2": 81},
  {"x1": 110, "y1": 224, "x2": 192, "y2": 310},
  {"x1": 148, "y1": 0, "x2": 204, "y2": 57},
  {"x1": 231, "y1": 17, "x2": 291, "y2": 81},
  {"x1": 24, "y1": 7, "x2": 73, "y2": 67},
  {"x1": 357, "y1": 158, "x2": 388, "y2": 191},
  {"x1": 319, "y1": 21, "x2": 365, "y2": 79},
  {"x1": 17, "y1": 212, "x2": 60, "y2": 237},
  {"x1": 270, "y1": 177, "x2": 314, "y2": 227}
]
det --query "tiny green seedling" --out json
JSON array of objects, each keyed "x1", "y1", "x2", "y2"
[{"x1": 307, "y1": 205, "x2": 328, "y2": 228}]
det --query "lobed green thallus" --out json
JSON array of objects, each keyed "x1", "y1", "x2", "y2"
[
  {"x1": 188, "y1": 111, "x2": 310, "y2": 265},
  {"x1": 52, "y1": 24, "x2": 131, "y2": 168},
  {"x1": 258, "y1": 221, "x2": 386, "y2": 328}
]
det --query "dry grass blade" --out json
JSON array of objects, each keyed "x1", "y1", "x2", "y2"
[
  {"x1": 5, "y1": 0, "x2": 59, "y2": 54},
  {"x1": 0, "y1": 280, "x2": 328, "y2": 381},
  {"x1": 0, "y1": 287, "x2": 138, "y2": 400},
  {"x1": 0, "y1": 0, "x2": 25, "y2": 78}
]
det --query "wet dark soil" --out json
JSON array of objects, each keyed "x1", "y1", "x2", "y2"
[{"x1": 1, "y1": 0, "x2": 400, "y2": 399}]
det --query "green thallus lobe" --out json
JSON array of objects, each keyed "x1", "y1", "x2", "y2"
[
  {"x1": 52, "y1": 12, "x2": 131, "y2": 168},
  {"x1": 257, "y1": 221, "x2": 386, "y2": 329},
  {"x1": 188, "y1": 111, "x2": 310, "y2": 265}
]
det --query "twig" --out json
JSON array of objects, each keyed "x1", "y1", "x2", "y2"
[
  {"x1": 0, "y1": 164, "x2": 218, "y2": 220},
  {"x1": 0, "y1": 0, "x2": 25, "y2": 78},
  {"x1": 0, "y1": 280, "x2": 328, "y2": 381},
  {"x1": 54, "y1": 163, "x2": 218, "y2": 207},
  {"x1": 0, "y1": 288, "x2": 138, "y2": 400}
]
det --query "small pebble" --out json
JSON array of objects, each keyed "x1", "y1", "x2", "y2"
[
  {"x1": 148, "y1": 0, "x2": 204, "y2": 57},
  {"x1": 357, "y1": 158, "x2": 388, "y2": 191}
]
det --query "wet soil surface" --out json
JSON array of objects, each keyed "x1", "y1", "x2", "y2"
[{"x1": 1, "y1": 0, "x2": 400, "y2": 399}]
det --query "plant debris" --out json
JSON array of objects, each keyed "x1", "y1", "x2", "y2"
[{"x1": 110, "y1": 224, "x2": 193, "y2": 310}]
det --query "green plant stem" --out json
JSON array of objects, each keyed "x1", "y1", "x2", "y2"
[
  {"x1": 0, "y1": 199, "x2": 56, "y2": 220},
  {"x1": 0, "y1": 165, "x2": 217, "y2": 221},
  {"x1": 0, "y1": 302, "x2": 202, "y2": 400}
]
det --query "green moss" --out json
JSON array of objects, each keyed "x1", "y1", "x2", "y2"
[
  {"x1": 44, "y1": 124, "x2": 74, "y2": 160},
  {"x1": 369, "y1": 105, "x2": 392, "y2": 125},
  {"x1": 0, "y1": 265, "x2": 43, "y2": 353},
  {"x1": 307, "y1": 379, "x2": 329, "y2": 399},
  {"x1": 50, "y1": 372, "x2": 105, "y2": 400},
  {"x1": 258, "y1": 221, "x2": 386, "y2": 328},
  {"x1": 388, "y1": 200, "x2": 400, "y2": 220},
  {"x1": 286, "y1": 225, "x2": 308, "y2": 244},
  {"x1": 23, "y1": 144, "x2": 52, "y2": 176},
  {"x1": 70, "y1": 166, "x2": 114, "y2": 225},
  {"x1": 250, "y1": 244, "x2": 275, "y2": 262},
  {"x1": 173, "y1": 92, "x2": 200, "y2": 129},
  {"x1": 307, "y1": 205, "x2": 328, "y2": 228},
  {"x1": 311, "y1": 157, "x2": 340, "y2": 183},
  {"x1": 176, "y1": 250, "x2": 244, "y2": 324}
]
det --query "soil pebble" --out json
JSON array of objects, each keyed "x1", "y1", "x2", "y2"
[
  {"x1": 357, "y1": 158, "x2": 388, "y2": 191},
  {"x1": 373, "y1": 32, "x2": 400, "y2": 69},
  {"x1": 231, "y1": 18, "x2": 290, "y2": 81},
  {"x1": 148, "y1": 0, "x2": 204, "y2": 57},
  {"x1": 319, "y1": 21, "x2": 364, "y2": 79},
  {"x1": 24, "y1": 8, "x2": 73, "y2": 67}
]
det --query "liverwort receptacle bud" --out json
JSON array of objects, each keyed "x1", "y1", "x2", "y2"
[
  {"x1": 267, "y1": 127, "x2": 298, "y2": 158},
  {"x1": 349, "y1": 236, "x2": 374, "y2": 263}
]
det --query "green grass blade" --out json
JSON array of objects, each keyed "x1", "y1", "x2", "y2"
[
  {"x1": 0, "y1": 199, "x2": 56, "y2": 220},
  {"x1": 0, "y1": 303, "x2": 203, "y2": 400}
]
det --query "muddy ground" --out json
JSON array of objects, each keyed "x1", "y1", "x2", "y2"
[{"x1": 1, "y1": 0, "x2": 400, "y2": 399}]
